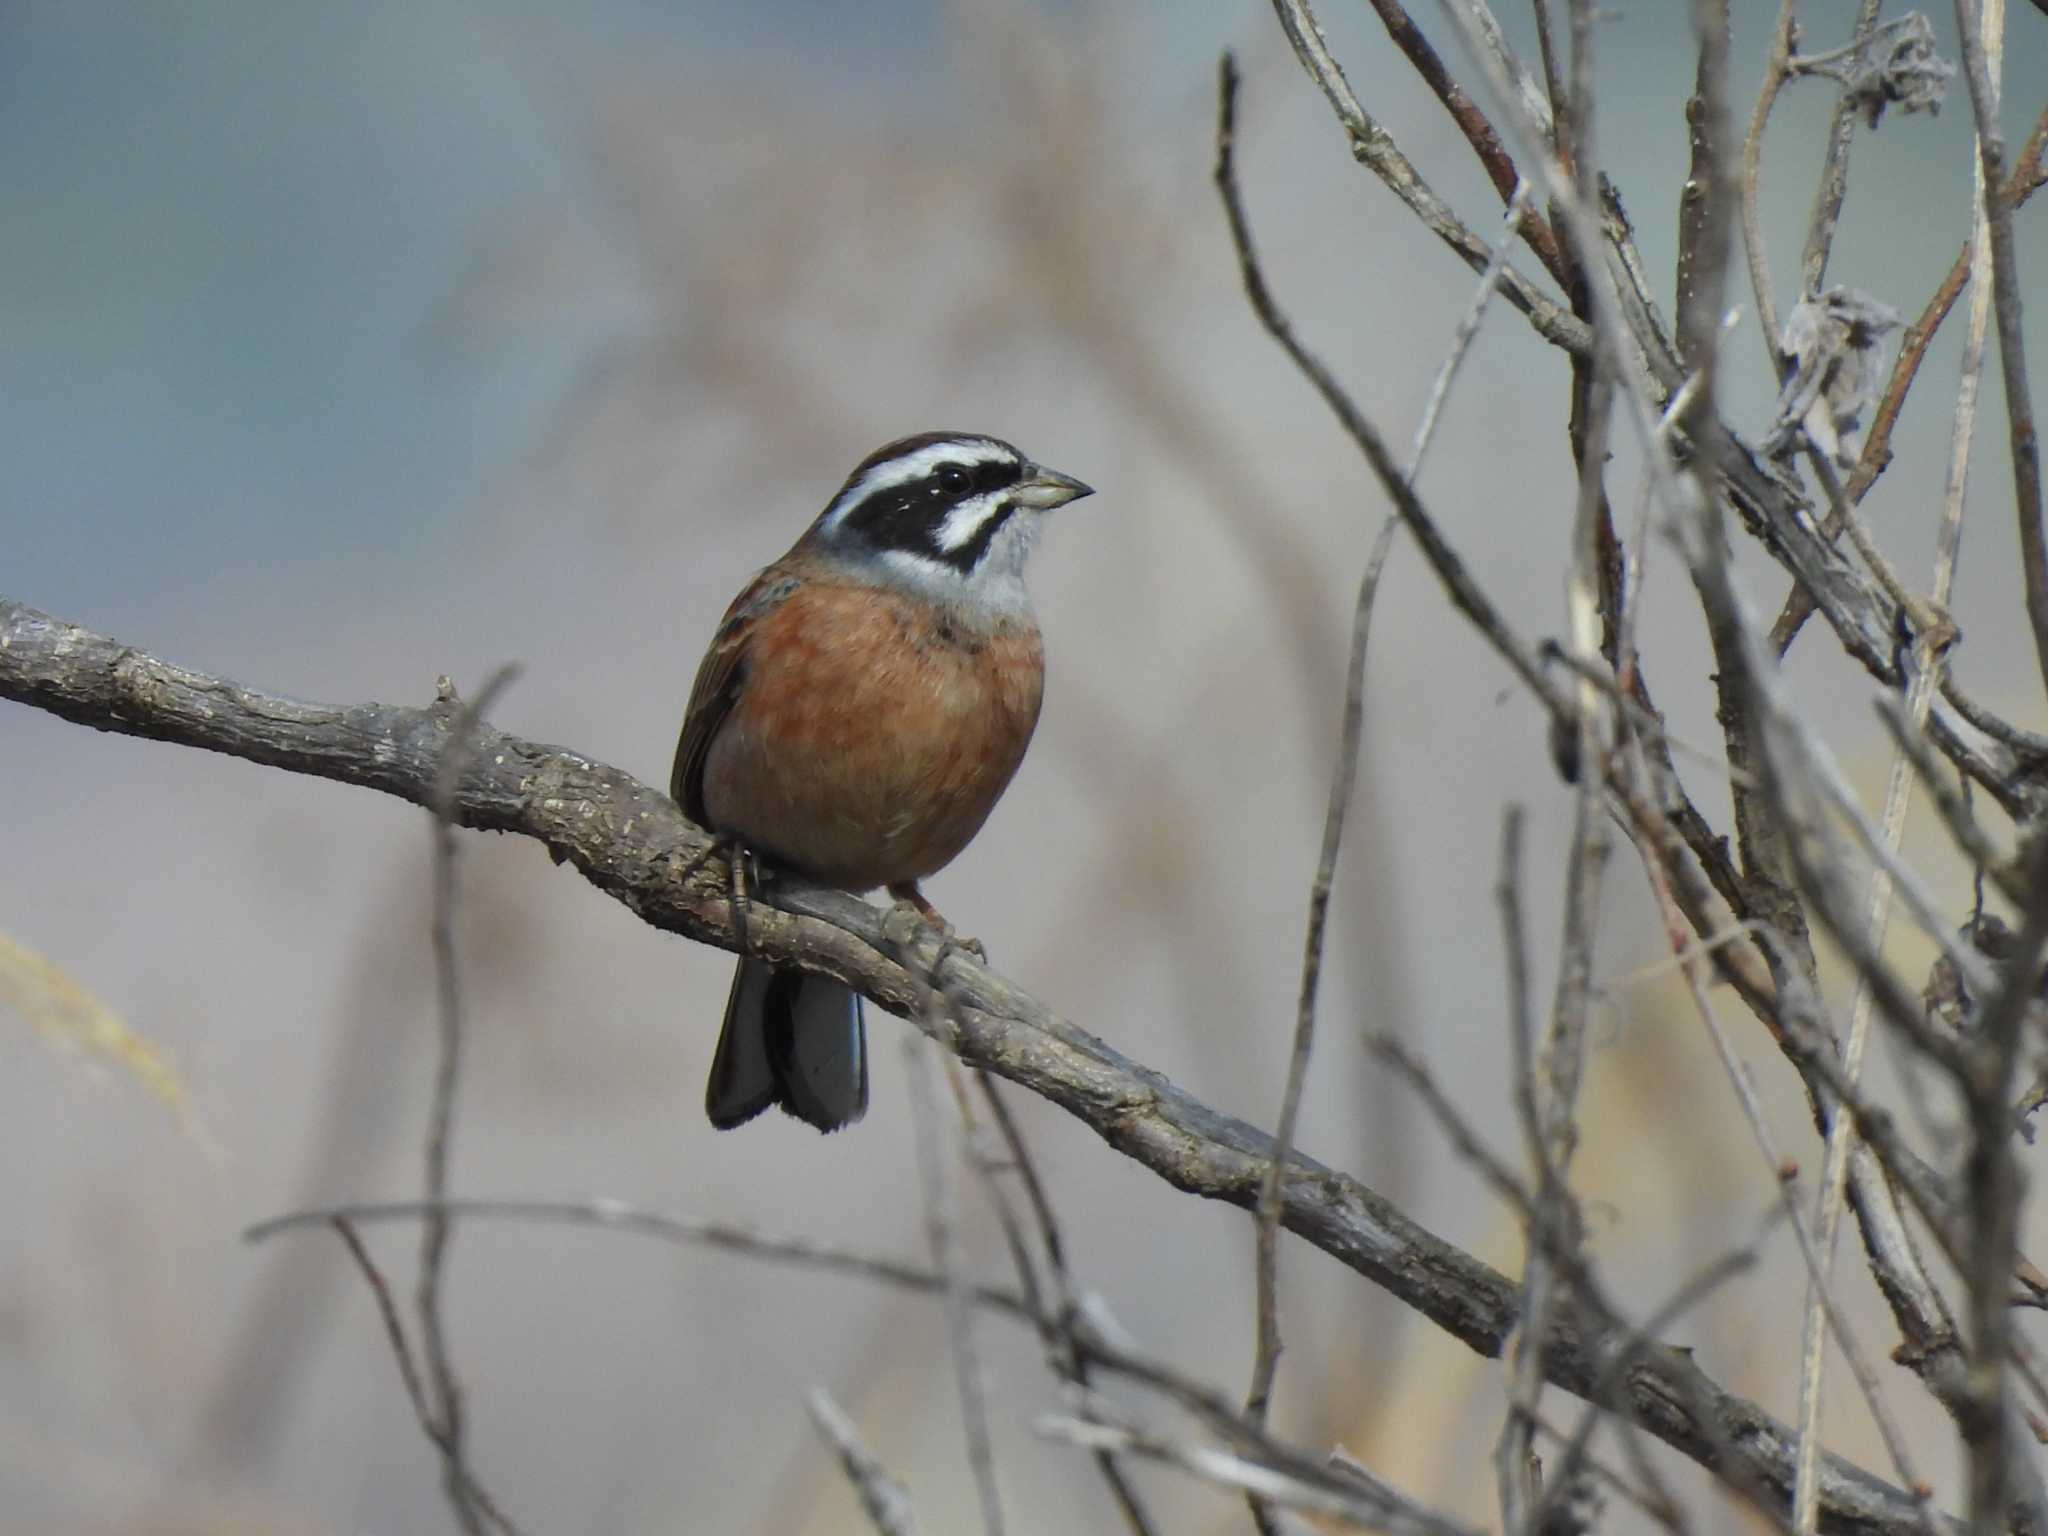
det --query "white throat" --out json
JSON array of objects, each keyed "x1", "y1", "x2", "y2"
[{"x1": 873, "y1": 511, "x2": 1042, "y2": 621}]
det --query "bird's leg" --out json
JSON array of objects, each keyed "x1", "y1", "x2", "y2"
[
  {"x1": 727, "y1": 843, "x2": 754, "y2": 958},
  {"x1": 672, "y1": 834, "x2": 757, "y2": 956},
  {"x1": 887, "y1": 881, "x2": 987, "y2": 965}
]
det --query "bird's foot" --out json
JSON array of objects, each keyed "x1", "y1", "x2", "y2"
[
  {"x1": 886, "y1": 882, "x2": 987, "y2": 971},
  {"x1": 717, "y1": 842, "x2": 762, "y2": 956}
]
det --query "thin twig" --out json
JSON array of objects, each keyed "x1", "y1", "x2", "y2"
[
  {"x1": 808, "y1": 1388, "x2": 922, "y2": 1536},
  {"x1": 1410, "y1": 182, "x2": 1535, "y2": 474},
  {"x1": 1656, "y1": 36, "x2": 1929, "y2": 1523},
  {"x1": 1495, "y1": 809, "x2": 1545, "y2": 1534},
  {"x1": 249, "y1": 1196, "x2": 1034, "y2": 1317},
  {"x1": 1800, "y1": 0, "x2": 1885, "y2": 298},
  {"x1": 331, "y1": 1218, "x2": 435, "y2": 1433},
  {"x1": 1241, "y1": 528, "x2": 1379, "y2": 1440},
  {"x1": 420, "y1": 663, "x2": 521, "y2": 1536},
  {"x1": 1038, "y1": 1415, "x2": 1472, "y2": 1536},
  {"x1": 327, "y1": 1218, "x2": 527, "y2": 1536},
  {"x1": 1358, "y1": 2, "x2": 1569, "y2": 284},
  {"x1": 1951, "y1": 20, "x2": 2043, "y2": 1523},
  {"x1": 1795, "y1": 24, "x2": 2005, "y2": 1520},
  {"x1": 1440, "y1": 0, "x2": 1561, "y2": 151},
  {"x1": 1369, "y1": 1037, "x2": 1536, "y2": 1218},
  {"x1": 1954, "y1": 0, "x2": 2048, "y2": 704},
  {"x1": 1740, "y1": 0, "x2": 1800, "y2": 364},
  {"x1": 907, "y1": 1035, "x2": 1005, "y2": 1536},
  {"x1": 1264, "y1": 0, "x2": 1592, "y2": 356},
  {"x1": 1529, "y1": 1215, "x2": 1779, "y2": 1536},
  {"x1": 1244, "y1": 155, "x2": 1530, "y2": 1462},
  {"x1": 1627, "y1": 820, "x2": 1939, "y2": 1534},
  {"x1": 1428, "y1": 1, "x2": 1701, "y2": 548},
  {"x1": 1873, "y1": 697, "x2": 2021, "y2": 908},
  {"x1": 1788, "y1": 632, "x2": 1961, "y2": 1536},
  {"x1": 272, "y1": 1194, "x2": 1447, "y2": 1536},
  {"x1": 941, "y1": 1062, "x2": 1044, "y2": 1325},
  {"x1": 970, "y1": 1073, "x2": 1161, "y2": 1536},
  {"x1": 1214, "y1": 52, "x2": 1571, "y2": 723},
  {"x1": 1530, "y1": 0, "x2": 1570, "y2": 161}
]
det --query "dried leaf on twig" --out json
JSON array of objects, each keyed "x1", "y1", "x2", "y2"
[
  {"x1": 1764, "y1": 287, "x2": 1902, "y2": 469},
  {"x1": 1793, "y1": 14, "x2": 1956, "y2": 127}
]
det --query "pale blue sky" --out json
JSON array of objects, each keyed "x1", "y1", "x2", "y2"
[{"x1": 3, "y1": 2, "x2": 2041, "y2": 627}]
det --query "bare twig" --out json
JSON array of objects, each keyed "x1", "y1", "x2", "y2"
[
  {"x1": 1264, "y1": 0, "x2": 1592, "y2": 356},
  {"x1": 1530, "y1": 0, "x2": 1569, "y2": 158},
  {"x1": 808, "y1": 1388, "x2": 922, "y2": 1536},
  {"x1": 1953, "y1": 30, "x2": 2044, "y2": 1523},
  {"x1": 1793, "y1": 544, "x2": 1966, "y2": 1536},
  {"x1": 1358, "y1": 2, "x2": 1569, "y2": 284},
  {"x1": 1740, "y1": 0, "x2": 1801, "y2": 363},
  {"x1": 250, "y1": 1196, "x2": 1034, "y2": 1317},
  {"x1": 1873, "y1": 697, "x2": 2021, "y2": 908},
  {"x1": 1494, "y1": 809, "x2": 1547, "y2": 1534},
  {"x1": 967, "y1": 1073, "x2": 1158, "y2": 1536},
  {"x1": 1954, "y1": 1, "x2": 2048, "y2": 704},
  {"x1": 418, "y1": 664, "x2": 520, "y2": 1536},
  {"x1": 1625, "y1": 811, "x2": 1939, "y2": 1534},
  {"x1": 1434, "y1": 0, "x2": 2034, "y2": 833},
  {"x1": 1530, "y1": 1214, "x2": 1779, "y2": 1536},
  {"x1": 1800, "y1": 1, "x2": 1885, "y2": 298},
  {"x1": 331, "y1": 1218, "x2": 435, "y2": 1437},
  {"x1": 1214, "y1": 54, "x2": 1571, "y2": 724},
  {"x1": 1369, "y1": 1035, "x2": 1536, "y2": 1217},
  {"x1": 1245, "y1": 159, "x2": 1530, "y2": 1463},
  {"x1": 1441, "y1": 0, "x2": 1556, "y2": 145},
  {"x1": 270, "y1": 1195, "x2": 1452, "y2": 1536},
  {"x1": 1037, "y1": 1415, "x2": 1472, "y2": 1536},
  {"x1": 907, "y1": 1035, "x2": 1005, "y2": 1536},
  {"x1": 1657, "y1": 41, "x2": 1935, "y2": 1516},
  {"x1": 1243, "y1": 502, "x2": 1386, "y2": 1438},
  {"x1": 327, "y1": 1219, "x2": 526, "y2": 1536},
  {"x1": 1410, "y1": 182, "x2": 1536, "y2": 474},
  {"x1": 1552, "y1": 0, "x2": 1615, "y2": 1144},
  {"x1": 1956, "y1": 870, "x2": 2048, "y2": 1535}
]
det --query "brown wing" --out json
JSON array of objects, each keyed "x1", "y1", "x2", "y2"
[{"x1": 671, "y1": 566, "x2": 800, "y2": 827}]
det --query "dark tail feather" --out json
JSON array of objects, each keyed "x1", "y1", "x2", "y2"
[{"x1": 705, "y1": 958, "x2": 868, "y2": 1132}]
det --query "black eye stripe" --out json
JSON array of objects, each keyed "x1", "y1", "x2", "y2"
[{"x1": 829, "y1": 448, "x2": 1028, "y2": 572}]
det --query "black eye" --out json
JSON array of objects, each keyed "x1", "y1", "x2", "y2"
[{"x1": 936, "y1": 464, "x2": 971, "y2": 494}]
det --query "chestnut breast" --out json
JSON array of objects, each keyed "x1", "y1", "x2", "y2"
[{"x1": 699, "y1": 577, "x2": 1045, "y2": 888}]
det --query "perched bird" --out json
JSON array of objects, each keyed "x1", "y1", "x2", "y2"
[{"x1": 672, "y1": 432, "x2": 1093, "y2": 1131}]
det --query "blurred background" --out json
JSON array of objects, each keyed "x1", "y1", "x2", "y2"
[{"x1": 6, "y1": 2, "x2": 2048, "y2": 1532}]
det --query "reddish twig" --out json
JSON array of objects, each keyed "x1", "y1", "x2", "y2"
[
  {"x1": 1771, "y1": 100, "x2": 2048, "y2": 657},
  {"x1": 1360, "y1": 0, "x2": 1570, "y2": 284}
]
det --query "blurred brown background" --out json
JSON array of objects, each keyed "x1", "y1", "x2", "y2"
[{"x1": 7, "y1": 2, "x2": 2048, "y2": 1531}]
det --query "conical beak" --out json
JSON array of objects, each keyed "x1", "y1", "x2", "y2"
[{"x1": 1013, "y1": 463, "x2": 1095, "y2": 510}]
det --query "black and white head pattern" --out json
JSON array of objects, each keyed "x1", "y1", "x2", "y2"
[{"x1": 816, "y1": 432, "x2": 1076, "y2": 612}]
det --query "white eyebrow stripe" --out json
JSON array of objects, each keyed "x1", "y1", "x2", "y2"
[
  {"x1": 825, "y1": 439, "x2": 1015, "y2": 521},
  {"x1": 933, "y1": 493, "x2": 1007, "y2": 551}
]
